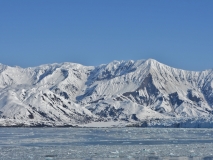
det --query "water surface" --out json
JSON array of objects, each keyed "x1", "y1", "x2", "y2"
[{"x1": 0, "y1": 128, "x2": 213, "y2": 159}]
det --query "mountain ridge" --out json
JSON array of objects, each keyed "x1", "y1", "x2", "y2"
[{"x1": 0, "y1": 59, "x2": 213, "y2": 127}]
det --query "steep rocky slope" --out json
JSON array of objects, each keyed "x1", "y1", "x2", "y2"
[{"x1": 0, "y1": 59, "x2": 213, "y2": 127}]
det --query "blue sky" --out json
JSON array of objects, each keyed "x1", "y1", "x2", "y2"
[{"x1": 0, "y1": 0, "x2": 213, "y2": 71}]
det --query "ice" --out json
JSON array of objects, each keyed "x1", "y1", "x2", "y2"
[{"x1": 0, "y1": 128, "x2": 213, "y2": 159}]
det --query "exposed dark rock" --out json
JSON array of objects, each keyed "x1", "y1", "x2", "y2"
[
  {"x1": 41, "y1": 96, "x2": 45, "y2": 101},
  {"x1": 95, "y1": 62, "x2": 136, "y2": 81},
  {"x1": 76, "y1": 85, "x2": 97, "y2": 101},
  {"x1": 90, "y1": 98, "x2": 104, "y2": 104},
  {"x1": 60, "y1": 91, "x2": 69, "y2": 99},
  {"x1": 123, "y1": 74, "x2": 160, "y2": 106},
  {"x1": 27, "y1": 110, "x2": 34, "y2": 119},
  {"x1": 57, "y1": 107, "x2": 70, "y2": 117},
  {"x1": 63, "y1": 104, "x2": 68, "y2": 108},
  {"x1": 61, "y1": 69, "x2": 69, "y2": 77},
  {"x1": 37, "y1": 111, "x2": 55, "y2": 121},
  {"x1": 36, "y1": 69, "x2": 53, "y2": 83},
  {"x1": 73, "y1": 71, "x2": 82, "y2": 79},
  {"x1": 95, "y1": 106, "x2": 124, "y2": 119},
  {"x1": 48, "y1": 102, "x2": 53, "y2": 107},
  {"x1": 202, "y1": 85, "x2": 213, "y2": 107},
  {"x1": 187, "y1": 90, "x2": 201, "y2": 103},
  {"x1": 130, "y1": 114, "x2": 139, "y2": 121},
  {"x1": 43, "y1": 93, "x2": 48, "y2": 97},
  {"x1": 141, "y1": 121, "x2": 148, "y2": 127},
  {"x1": 115, "y1": 97, "x2": 123, "y2": 101},
  {"x1": 155, "y1": 107, "x2": 166, "y2": 113},
  {"x1": 158, "y1": 97, "x2": 163, "y2": 101},
  {"x1": 169, "y1": 92, "x2": 183, "y2": 106},
  {"x1": 63, "y1": 84, "x2": 78, "y2": 93}
]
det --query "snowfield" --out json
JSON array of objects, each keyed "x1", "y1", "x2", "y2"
[{"x1": 0, "y1": 59, "x2": 213, "y2": 127}]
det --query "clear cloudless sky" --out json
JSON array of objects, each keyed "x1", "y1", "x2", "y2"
[{"x1": 0, "y1": 0, "x2": 213, "y2": 71}]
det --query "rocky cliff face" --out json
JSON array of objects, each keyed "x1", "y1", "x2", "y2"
[{"x1": 0, "y1": 59, "x2": 213, "y2": 127}]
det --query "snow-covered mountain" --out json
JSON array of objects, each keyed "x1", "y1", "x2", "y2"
[{"x1": 0, "y1": 59, "x2": 213, "y2": 127}]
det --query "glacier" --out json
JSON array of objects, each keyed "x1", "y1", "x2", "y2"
[{"x1": 0, "y1": 59, "x2": 213, "y2": 127}]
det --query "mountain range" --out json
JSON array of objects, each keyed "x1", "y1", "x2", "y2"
[{"x1": 1, "y1": 59, "x2": 213, "y2": 127}]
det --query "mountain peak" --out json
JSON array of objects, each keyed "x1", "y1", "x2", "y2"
[
  {"x1": 145, "y1": 58, "x2": 164, "y2": 67},
  {"x1": 146, "y1": 58, "x2": 158, "y2": 63},
  {"x1": 1, "y1": 59, "x2": 213, "y2": 127}
]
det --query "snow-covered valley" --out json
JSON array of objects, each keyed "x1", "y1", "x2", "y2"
[{"x1": 0, "y1": 59, "x2": 213, "y2": 127}]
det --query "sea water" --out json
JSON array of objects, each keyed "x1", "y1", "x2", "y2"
[{"x1": 0, "y1": 127, "x2": 213, "y2": 160}]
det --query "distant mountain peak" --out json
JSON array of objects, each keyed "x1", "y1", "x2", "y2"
[{"x1": 0, "y1": 59, "x2": 213, "y2": 127}]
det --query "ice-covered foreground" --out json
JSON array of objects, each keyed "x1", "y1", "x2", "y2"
[
  {"x1": 0, "y1": 128, "x2": 213, "y2": 159},
  {"x1": 1, "y1": 59, "x2": 213, "y2": 127}
]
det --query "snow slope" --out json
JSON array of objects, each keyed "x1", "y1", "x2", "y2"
[{"x1": 0, "y1": 59, "x2": 213, "y2": 127}]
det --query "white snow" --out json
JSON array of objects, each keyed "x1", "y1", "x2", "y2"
[{"x1": 0, "y1": 59, "x2": 213, "y2": 127}]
